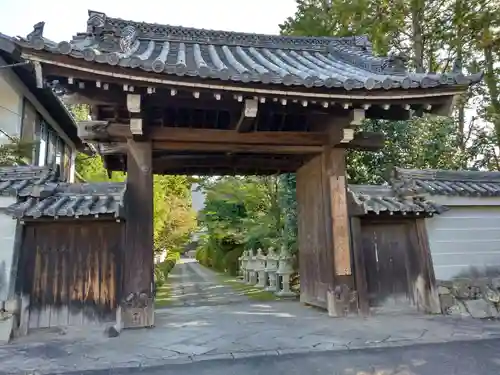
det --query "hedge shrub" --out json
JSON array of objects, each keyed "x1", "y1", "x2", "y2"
[{"x1": 154, "y1": 251, "x2": 181, "y2": 288}]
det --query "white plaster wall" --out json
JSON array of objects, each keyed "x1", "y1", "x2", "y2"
[
  {"x1": 0, "y1": 196, "x2": 18, "y2": 301},
  {"x1": 426, "y1": 202, "x2": 500, "y2": 280},
  {"x1": 0, "y1": 74, "x2": 23, "y2": 145}
]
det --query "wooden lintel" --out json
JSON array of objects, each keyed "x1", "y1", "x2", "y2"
[
  {"x1": 79, "y1": 123, "x2": 328, "y2": 145},
  {"x1": 234, "y1": 99, "x2": 258, "y2": 132},
  {"x1": 153, "y1": 141, "x2": 322, "y2": 154},
  {"x1": 154, "y1": 155, "x2": 303, "y2": 171}
]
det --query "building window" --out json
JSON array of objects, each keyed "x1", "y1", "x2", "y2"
[
  {"x1": 46, "y1": 127, "x2": 57, "y2": 167},
  {"x1": 37, "y1": 122, "x2": 48, "y2": 166},
  {"x1": 55, "y1": 136, "x2": 64, "y2": 173},
  {"x1": 21, "y1": 99, "x2": 39, "y2": 163},
  {"x1": 63, "y1": 144, "x2": 71, "y2": 181},
  {"x1": 0, "y1": 76, "x2": 22, "y2": 145}
]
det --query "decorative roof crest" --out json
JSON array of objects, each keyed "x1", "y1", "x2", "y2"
[
  {"x1": 26, "y1": 21, "x2": 46, "y2": 50},
  {"x1": 118, "y1": 25, "x2": 138, "y2": 54},
  {"x1": 381, "y1": 52, "x2": 409, "y2": 74},
  {"x1": 87, "y1": 10, "x2": 107, "y2": 35}
]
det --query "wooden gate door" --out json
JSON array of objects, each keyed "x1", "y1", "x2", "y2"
[
  {"x1": 21, "y1": 221, "x2": 122, "y2": 329},
  {"x1": 361, "y1": 222, "x2": 415, "y2": 311}
]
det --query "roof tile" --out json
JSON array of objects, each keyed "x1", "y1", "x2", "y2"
[
  {"x1": 348, "y1": 184, "x2": 445, "y2": 215},
  {"x1": 16, "y1": 12, "x2": 482, "y2": 91},
  {"x1": 392, "y1": 168, "x2": 500, "y2": 197},
  {"x1": 8, "y1": 182, "x2": 126, "y2": 219},
  {"x1": 0, "y1": 165, "x2": 58, "y2": 197}
]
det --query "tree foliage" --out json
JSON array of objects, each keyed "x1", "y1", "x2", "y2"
[
  {"x1": 196, "y1": 176, "x2": 283, "y2": 274},
  {"x1": 0, "y1": 137, "x2": 35, "y2": 167}
]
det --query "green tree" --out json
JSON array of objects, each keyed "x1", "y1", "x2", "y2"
[
  {"x1": 196, "y1": 176, "x2": 283, "y2": 274},
  {"x1": 0, "y1": 137, "x2": 35, "y2": 166}
]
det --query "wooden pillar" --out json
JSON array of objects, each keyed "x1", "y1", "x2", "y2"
[
  {"x1": 324, "y1": 148, "x2": 358, "y2": 316},
  {"x1": 413, "y1": 219, "x2": 440, "y2": 313},
  {"x1": 121, "y1": 139, "x2": 154, "y2": 328},
  {"x1": 350, "y1": 217, "x2": 370, "y2": 315},
  {"x1": 296, "y1": 147, "x2": 358, "y2": 315}
]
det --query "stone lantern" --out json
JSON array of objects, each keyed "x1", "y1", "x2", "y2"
[
  {"x1": 254, "y1": 248, "x2": 268, "y2": 288},
  {"x1": 238, "y1": 250, "x2": 249, "y2": 281},
  {"x1": 246, "y1": 250, "x2": 257, "y2": 285},
  {"x1": 264, "y1": 247, "x2": 279, "y2": 292},
  {"x1": 275, "y1": 246, "x2": 295, "y2": 297}
]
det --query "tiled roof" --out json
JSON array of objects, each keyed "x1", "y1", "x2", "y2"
[
  {"x1": 348, "y1": 184, "x2": 445, "y2": 216},
  {"x1": 8, "y1": 182, "x2": 126, "y2": 219},
  {"x1": 0, "y1": 166, "x2": 59, "y2": 197},
  {"x1": 0, "y1": 34, "x2": 85, "y2": 149},
  {"x1": 16, "y1": 11, "x2": 482, "y2": 91},
  {"x1": 392, "y1": 168, "x2": 500, "y2": 197}
]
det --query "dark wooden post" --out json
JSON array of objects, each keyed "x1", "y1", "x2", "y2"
[
  {"x1": 350, "y1": 216, "x2": 369, "y2": 315},
  {"x1": 122, "y1": 139, "x2": 154, "y2": 328}
]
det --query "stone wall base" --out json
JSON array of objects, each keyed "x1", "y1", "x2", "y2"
[{"x1": 437, "y1": 278, "x2": 500, "y2": 319}]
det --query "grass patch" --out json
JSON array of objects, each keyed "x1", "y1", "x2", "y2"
[{"x1": 155, "y1": 282, "x2": 175, "y2": 308}]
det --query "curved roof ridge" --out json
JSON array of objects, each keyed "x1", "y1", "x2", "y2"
[
  {"x1": 394, "y1": 167, "x2": 500, "y2": 183},
  {"x1": 87, "y1": 9, "x2": 372, "y2": 52}
]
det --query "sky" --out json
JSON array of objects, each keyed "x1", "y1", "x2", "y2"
[{"x1": 0, "y1": 0, "x2": 298, "y2": 41}]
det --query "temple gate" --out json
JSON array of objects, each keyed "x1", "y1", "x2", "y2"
[{"x1": 14, "y1": 11, "x2": 481, "y2": 326}]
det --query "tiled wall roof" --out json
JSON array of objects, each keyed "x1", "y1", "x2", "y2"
[
  {"x1": 392, "y1": 168, "x2": 500, "y2": 197},
  {"x1": 348, "y1": 184, "x2": 445, "y2": 216},
  {"x1": 8, "y1": 182, "x2": 126, "y2": 219},
  {"x1": 0, "y1": 166, "x2": 58, "y2": 197}
]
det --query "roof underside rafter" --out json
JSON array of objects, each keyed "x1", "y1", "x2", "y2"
[{"x1": 15, "y1": 10, "x2": 482, "y2": 95}]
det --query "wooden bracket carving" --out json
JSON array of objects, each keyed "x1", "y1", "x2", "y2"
[
  {"x1": 235, "y1": 99, "x2": 258, "y2": 132},
  {"x1": 127, "y1": 139, "x2": 151, "y2": 174},
  {"x1": 130, "y1": 118, "x2": 143, "y2": 136},
  {"x1": 77, "y1": 120, "x2": 110, "y2": 140},
  {"x1": 340, "y1": 109, "x2": 365, "y2": 143},
  {"x1": 127, "y1": 94, "x2": 141, "y2": 113},
  {"x1": 127, "y1": 94, "x2": 142, "y2": 136}
]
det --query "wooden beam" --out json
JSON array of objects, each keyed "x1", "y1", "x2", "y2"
[
  {"x1": 154, "y1": 167, "x2": 286, "y2": 176},
  {"x1": 235, "y1": 98, "x2": 258, "y2": 132},
  {"x1": 154, "y1": 155, "x2": 303, "y2": 171},
  {"x1": 76, "y1": 123, "x2": 328, "y2": 146},
  {"x1": 153, "y1": 141, "x2": 322, "y2": 154}
]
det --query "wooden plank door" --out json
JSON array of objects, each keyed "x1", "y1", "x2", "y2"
[
  {"x1": 361, "y1": 222, "x2": 414, "y2": 311},
  {"x1": 21, "y1": 222, "x2": 122, "y2": 330}
]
